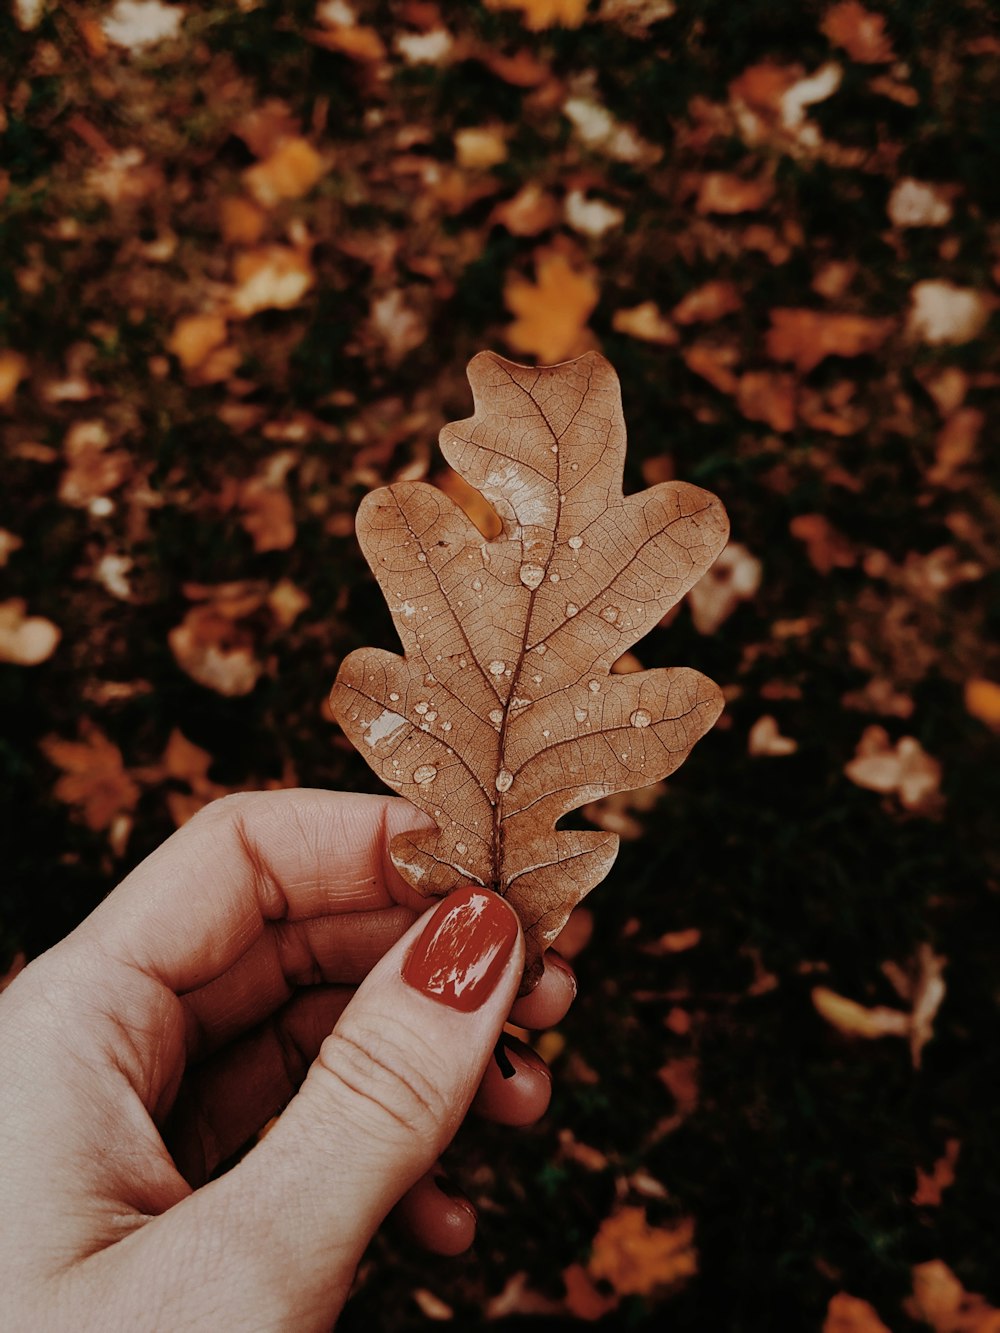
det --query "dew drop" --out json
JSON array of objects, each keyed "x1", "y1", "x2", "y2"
[
  {"x1": 489, "y1": 708, "x2": 504, "y2": 725},
  {"x1": 459, "y1": 656, "x2": 467, "y2": 668},
  {"x1": 549, "y1": 573, "x2": 560, "y2": 583},
  {"x1": 542, "y1": 729, "x2": 551, "y2": 738},
  {"x1": 589, "y1": 680, "x2": 600, "y2": 693},
  {"x1": 535, "y1": 643, "x2": 547, "y2": 655},
  {"x1": 425, "y1": 710, "x2": 437, "y2": 722},
  {"x1": 455, "y1": 842, "x2": 467, "y2": 856},
  {"x1": 414, "y1": 701, "x2": 429, "y2": 715},
  {"x1": 472, "y1": 578, "x2": 483, "y2": 592},
  {"x1": 413, "y1": 764, "x2": 437, "y2": 784},
  {"x1": 417, "y1": 552, "x2": 427, "y2": 563},
  {"x1": 568, "y1": 535, "x2": 584, "y2": 551},
  {"x1": 495, "y1": 769, "x2": 513, "y2": 793},
  {"x1": 441, "y1": 721, "x2": 452, "y2": 732},
  {"x1": 532, "y1": 673, "x2": 542, "y2": 684},
  {"x1": 601, "y1": 605, "x2": 620, "y2": 624},
  {"x1": 550, "y1": 443, "x2": 558, "y2": 454},
  {"x1": 566, "y1": 603, "x2": 579, "y2": 617},
  {"x1": 389, "y1": 692, "x2": 400, "y2": 702},
  {"x1": 630, "y1": 708, "x2": 652, "y2": 728},
  {"x1": 424, "y1": 672, "x2": 436, "y2": 684},
  {"x1": 570, "y1": 462, "x2": 579, "y2": 472},
  {"x1": 519, "y1": 563, "x2": 545, "y2": 590},
  {"x1": 489, "y1": 660, "x2": 506, "y2": 676},
  {"x1": 574, "y1": 707, "x2": 588, "y2": 723}
]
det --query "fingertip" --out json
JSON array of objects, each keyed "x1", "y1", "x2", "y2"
[
  {"x1": 392, "y1": 1170, "x2": 476, "y2": 1257},
  {"x1": 509, "y1": 950, "x2": 577, "y2": 1030},
  {"x1": 472, "y1": 1035, "x2": 552, "y2": 1126}
]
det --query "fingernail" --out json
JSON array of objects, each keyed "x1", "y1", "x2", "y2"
[{"x1": 402, "y1": 886, "x2": 519, "y2": 1012}]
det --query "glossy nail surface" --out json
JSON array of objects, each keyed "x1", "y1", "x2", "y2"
[{"x1": 402, "y1": 886, "x2": 518, "y2": 1012}]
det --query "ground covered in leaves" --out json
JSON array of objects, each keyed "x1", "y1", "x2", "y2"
[{"x1": 2, "y1": 1, "x2": 999, "y2": 1328}]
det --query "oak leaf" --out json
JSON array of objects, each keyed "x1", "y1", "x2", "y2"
[
  {"x1": 330, "y1": 352, "x2": 728, "y2": 986},
  {"x1": 504, "y1": 252, "x2": 599, "y2": 365}
]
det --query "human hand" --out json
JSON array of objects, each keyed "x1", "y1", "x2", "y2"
[{"x1": 0, "y1": 790, "x2": 577, "y2": 1330}]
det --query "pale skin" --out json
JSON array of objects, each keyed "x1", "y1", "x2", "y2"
[{"x1": 0, "y1": 789, "x2": 577, "y2": 1331}]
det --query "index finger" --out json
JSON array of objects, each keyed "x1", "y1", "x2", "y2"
[{"x1": 72, "y1": 790, "x2": 436, "y2": 994}]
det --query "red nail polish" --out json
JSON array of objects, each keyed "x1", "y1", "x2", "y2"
[{"x1": 402, "y1": 886, "x2": 518, "y2": 1012}]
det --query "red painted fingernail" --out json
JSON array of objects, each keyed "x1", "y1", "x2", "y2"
[{"x1": 402, "y1": 886, "x2": 519, "y2": 1012}]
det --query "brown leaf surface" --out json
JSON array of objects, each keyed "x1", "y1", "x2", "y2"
[{"x1": 331, "y1": 351, "x2": 728, "y2": 985}]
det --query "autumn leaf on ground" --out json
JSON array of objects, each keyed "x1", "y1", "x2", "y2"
[
  {"x1": 844, "y1": 725, "x2": 942, "y2": 812},
  {"x1": 168, "y1": 582, "x2": 266, "y2": 697},
  {"x1": 905, "y1": 1260, "x2": 1000, "y2": 1332},
  {"x1": 330, "y1": 352, "x2": 728, "y2": 985},
  {"x1": 767, "y1": 308, "x2": 893, "y2": 373},
  {"x1": 964, "y1": 679, "x2": 1000, "y2": 729},
  {"x1": 40, "y1": 721, "x2": 140, "y2": 840},
  {"x1": 824, "y1": 1292, "x2": 893, "y2": 1333},
  {"x1": 906, "y1": 281, "x2": 992, "y2": 346},
  {"x1": 686, "y1": 541, "x2": 762, "y2": 634},
  {"x1": 821, "y1": 3, "x2": 895, "y2": 64},
  {"x1": 0, "y1": 349, "x2": 29, "y2": 408},
  {"x1": 588, "y1": 1207, "x2": 697, "y2": 1296},
  {"x1": 504, "y1": 251, "x2": 599, "y2": 364},
  {"x1": 485, "y1": 0, "x2": 589, "y2": 31},
  {"x1": 0, "y1": 599, "x2": 60, "y2": 666},
  {"x1": 914, "y1": 1138, "x2": 960, "y2": 1207}
]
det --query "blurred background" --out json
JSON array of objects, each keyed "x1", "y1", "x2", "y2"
[{"x1": 2, "y1": 1, "x2": 999, "y2": 1328}]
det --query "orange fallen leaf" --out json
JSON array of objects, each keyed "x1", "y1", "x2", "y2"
[
  {"x1": 696, "y1": 172, "x2": 774, "y2": 214},
  {"x1": 561, "y1": 1263, "x2": 619, "y2": 1321},
  {"x1": 267, "y1": 579, "x2": 310, "y2": 630},
  {"x1": 309, "y1": 21, "x2": 387, "y2": 62},
  {"x1": 687, "y1": 541, "x2": 762, "y2": 633},
  {"x1": 485, "y1": 0, "x2": 589, "y2": 30},
  {"x1": 0, "y1": 599, "x2": 61, "y2": 665},
  {"x1": 230, "y1": 245, "x2": 314, "y2": 317},
  {"x1": 748, "y1": 714, "x2": 798, "y2": 756},
  {"x1": 588, "y1": 1208, "x2": 697, "y2": 1296},
  {"x1": 492, "y1": 183, "x2": 562, "y2": 236},
  {"x1": 239, "y1": 477, "x2": 296, "y2": 553},
  {"x1": 0, "y1": 349, "x2": 29, "y2": 408},
  {"x1": 612, "y1": 301, "x2": 679, "y2": 345},
  {"x1": 914, "y1": 1138, "x2": 961, "y2": 1207},
  {"x1": 844, "y1": 725, "x2": 942, "y2": 812},
  {"x1": 0, "y1": 529, "x2": 23, "y2": 567},
  {"x1": 169, "y1": 594, "x2": 264, "y2": 697},
  {"x1": 821, "y1": 2, "x2": 895, "y2": 63},
  {"x1": 454, "y1": 125, "x2": 508, "y2": 169},
  {"x1": 166, "y1": 312, "x2": 235, "y2": 382},
  {"x1": 58, "y1": 420, "x2": 131, "y2": 509},
  {"x1": 737, "y1": 370, "x2": 796, "y2": 432},
  {"x1": 672, "y1": 280, "x2": 743, "y2": 325},
  {"x1": 243, "y1": 137, "x2": 325, "y2": 207},
  {"x1": 824, "y1": 1292, "x2": 893, "y2": 1333},
  {"x1": 905, "y1": 1259, "x2": 1000, "y2": 1332},
  {"x1": 504, "y1": 251, "x2": 599, "y2": 363},
  {"x1": 682, "y1": 342, "x2": 740, "y2": 394},
  {"x1": 766, "y1": 308, "x2": 893, "y2": 373},
  {"x1": 658, "y1": 1055, "x2": 700, "y2": 1118},
  {"x1": 928, "y1": 408, "x2": 982, "y2": 487},
  {"x1": 811, "y1": 986, "x2": 911, "y2": 1041},
  {"x1": 789, "y1": 513, "x2": 856, "y2": 574},
  {"x1": 219, "y1": 195, "x2": 267, "y2": 246},
  {"x1": 41, "y1": 721, "x2": 140, "y2": 833},
  {"x1": 964, "y1": 678, "x2": 1000, "y2": 729}
]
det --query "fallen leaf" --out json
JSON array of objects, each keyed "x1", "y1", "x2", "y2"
[
  {"x1": 883, "y1": 943, "x2": 947, "y2": 1068},
  {"x1": 230, "y1": 245, "x2": 315, "y2": 318},
  {"x1": 561, "y1": 1263, "x2": 619, "y2": 1321},
  {"x1": 914, "y1": 1138, "x2": 960, "y2": 1207},
  {"x1": 844, "y1": 725, "x2": 942, "y2": 812},
  {"x1": 748, "y1": 714, "x2": 798, "y2": 756},
  {"x1": 485, "y1": 0, "x2": 589, "y2": 31},
  {"x1": 906, "y1": 281, "x2": 991, "y2": 345},
  {"x1": 588, "y1": 1208, "x2": 697, "y2": 1296},
  {"x1": 658, "y1": 1055, "x2": 699, "y2": 1118},
  {"x1": 454, "y1": 126, "x2": 508, "y2": 169},
  {"x1": 101, "y1": 0, "x2": 184, "y2": 51},
  {"x1": 821, "y1": 2, "x2": 895, "y2": 64},
  {"x1": 243, "y1": 137, "x2": 325, "y2": 207},
  {"x1": 928, "y1": 407, "x2": 983, "y2": 487},
  {"x1": 964, "y1": 678, "x2": 1000, "y2": 729},
  {"x1": 0, "y1": 599, "x2": 61, "y2": 665},
  {"x1": 166, "y1": 312, "x2": 238, "y2": 383},
  {"x1": 0, "y1": 530, "x2": 23, "y2": 566},
  {"x1": 583, "y1": 781, "x2": 666, "y2": 840},
  {"x1": 737, "y1": 370, "x2": 796, "y2": 431},
  {"x1": 0, "y1": 349, "x2": 29, "y2": 408},
  {"x1": 597, "y1": 0, "x2": 676, "y2": 33},
  {"x1": 239, "y1": 476, "x2": 296, "y2": 553},
  {"x1": 888, "y1": 179, "x2": 953, "y2": 228},
  {"x1": 611, "y1": 301, "x2": 679, "y2": 345},
  {"x1": 267, "y1": 579, "x2": 310, "y2": 630},
  {"x1": 564, "y1": 190, "x2": 625, "y2": 238},
  {"x1": 58, "y1": 420, "x2": 131, "y2": 510},
  {"x1": 672, "y1": 280, "x2": 743, "y2": 325},
  {"x1": 41, "y1": 721, "x2": 140, "y2": 833},
  {"x1": 695, "y1": 172, "x2": 774, "y2": 214},
  {"x1": 824, "y1": 1292, "x2": 893, "y2": 1333},
  {"x1": 687, "y1": 541, "x2": 762, "y2": 633},
  {"x1": 219, "y1": 195, "x2": 267, "y2": 246},
  {"x1": 682, "y1": 342, "x2": 740, "y2": 394},
  {"x1": 504, "y1": 252, "x2": 599, "y2": 364},
  {"x1": 411, "y1": 1289, "x2": 453, "y2": 1321},
  {"x1": 369, "y1": 289, "x2": 427, "y2": 365},
  {"x1": 767, "y1": 308, "x2": 893, "y2": 373},
  {"x1": 169, "y1": 588, "x2": 265, "y2": 697},
  {"x1": 790, "y1": 513, "x2": 857, "y2": 574},
  {"x1": 330, "y1": 352, "x2": 728, "y2": 986},
  {"x1": 310, "y1": 5, "x2": 387, "y2": 61},
  {"x1": 811, "y1": 986, "x2": 911, "y2": 1041},
  {"x1": 905, "y1": 1259, "x2": 1000, "y2": 1332},
  {"x1": 492, "y1": 183, "x2": 562, "y2": 236}
]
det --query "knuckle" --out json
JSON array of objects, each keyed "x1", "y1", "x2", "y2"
[{"x1": 313, "y1": 1023, "x2": 449, "y2": 1143}]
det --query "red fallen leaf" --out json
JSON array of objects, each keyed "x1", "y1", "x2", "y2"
[
  {"x1": 904, "y1": 1259, "x2": 1000, "y2": 1332},
  {"x1": 766, "y1": 308, "x2": 893, "y2": 373},
  {"x1": 40, "y1": 721, "x2": 140, "y2": 833},
  {"x1": 658, "y1": 1055, "x2": 699, "y2": 1118},
  {"x1": 823, "y1": 1292, "x2": 893, "y2": 1333},
  {"x1": 914, "y1": 1138, "x2": 961, "y2": 1207},
  {"x1": 821, "y1": 2, "x2": 895, "y2": 64},
  {"x1": 588, "y1": 1208, "x2": 697, "y2": 1296},
  {"x1": 562, "y1": 1263, "x2": 619, "y2": 1321}
]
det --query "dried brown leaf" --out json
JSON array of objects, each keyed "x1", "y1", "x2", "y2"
[{"x1": 331, "y1": 352, "x2": 728, "y2": 986}]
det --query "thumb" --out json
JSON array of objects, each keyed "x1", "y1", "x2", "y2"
[{"x1": 136, "y1": 887, "x2": 523, "y2": 1330}]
